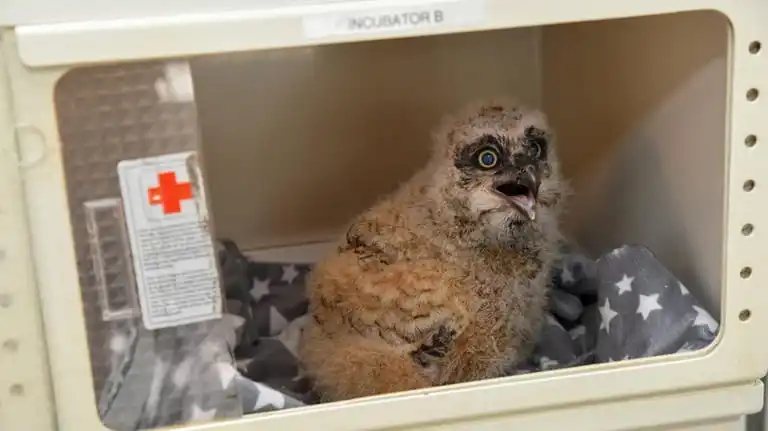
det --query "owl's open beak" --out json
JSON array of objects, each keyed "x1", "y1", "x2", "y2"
[{"x1": 494, "y1": 169, "x2": 539, "y2": 221}]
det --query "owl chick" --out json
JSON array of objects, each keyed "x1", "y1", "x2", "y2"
[{"x1": 298, "y1": 98, "x2": 568, "y2": 402}]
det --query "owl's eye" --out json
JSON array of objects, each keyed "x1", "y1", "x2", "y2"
[
  {"x1": 524, "y1": 127, "x2": 548, "y2": 159},
  {"x1": 476, "y1": 148, "x2": 499, "y2": 169},
  {"x1": 530, "y1": 140, "x2": 542, "y2": 158}
]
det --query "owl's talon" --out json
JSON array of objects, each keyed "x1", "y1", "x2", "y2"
[{"x1": 411, "y1": 325, "x2": 457, "y2": 367}]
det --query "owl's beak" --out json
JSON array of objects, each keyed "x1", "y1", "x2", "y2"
[{"x1": 494, "y1": 168, "x2": 539, "y2": 221}]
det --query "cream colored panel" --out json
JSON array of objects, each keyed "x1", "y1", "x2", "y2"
[
  {"x1": 659, "y1": 417, "x2": 746, "y2": 431},
  {"x1": 0, "y1": 0, "x2": 349, "y2": 26},
  {"x1": 542, "y1": 11, "x2": 729, "y2": 314},
  {"x1": 192, "y1": 27, "x2": 543, "y2": 250},
  {"x1": 0, "y1": 41, "x2": 55, "y2": 431}
]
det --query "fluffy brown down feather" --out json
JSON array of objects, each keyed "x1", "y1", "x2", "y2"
[{"x1": 298, "y1": 98, "x2": 569, "y2": 402}]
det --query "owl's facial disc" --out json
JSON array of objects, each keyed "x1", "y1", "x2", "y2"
[
  {"x1": 493, "y1": 168, "x2": 539, "y2": 220},
  {"x1": 451, "y1": 126, "x2": 549, "y2": 226}
]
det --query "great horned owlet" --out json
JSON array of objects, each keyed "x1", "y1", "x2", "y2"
[{"x1": 299, "y1": 98, "x2": 568, "y2": 402}]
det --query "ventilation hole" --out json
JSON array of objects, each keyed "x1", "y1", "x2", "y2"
[
  {"x1": 745, "y1": 135, "x2": 758, "y2": 147},
  {"x1": 739, "y1": 309, "x2": 752, "y2": 321},
  {"x1": 747, "y1": 88, "x2": 759, "y2": 101},
  {"x1": 742, "y1": 223, "x2": 754, "y2": 235},
  {"x1": 744, "y1": 180, "x2": 756, "y2": 191},
  {"x1": 741, "y1": 267, "x2": 752, "y2": 278},
  {"x1": 9, "y1": 384, "x2": 24, "y2": 396},
  {"x1": 750, "y1": 41, "x2": 762, "y2": 54}
]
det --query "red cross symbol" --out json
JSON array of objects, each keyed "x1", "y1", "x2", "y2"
[{"x1": 147, "y1": 171, "x2": 193, "y2": 215}]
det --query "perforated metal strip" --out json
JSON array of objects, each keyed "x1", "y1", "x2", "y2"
[{"x1": 0, "y1": 35, "x2": 55, "y2": 431}]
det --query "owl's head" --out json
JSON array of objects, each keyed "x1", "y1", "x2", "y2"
[{"x1": 428, "y1": 98, "x2": 565, "y2": 246}]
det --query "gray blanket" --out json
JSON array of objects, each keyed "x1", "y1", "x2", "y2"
[
  {"x1": 98, "y1": 240, "x2": 719, "y2": 430},
  {"x1": 518, "y1": 244, "x2": 718, "y2": 373}
]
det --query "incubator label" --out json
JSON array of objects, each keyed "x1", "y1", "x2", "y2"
[
  {"x1": 118, "y1": 151, "x2": 222, "y2": 330},
  {"x1": 302, "y1": 0, "x2": 485, "y2": 39}
]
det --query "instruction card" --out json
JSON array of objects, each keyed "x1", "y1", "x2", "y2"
[
  {"x1": 118, "y1": 152, "x2": 222, "y2": 330},
  {"x1": 302, "y1": 0, "x2": 486, "y2": 39}
]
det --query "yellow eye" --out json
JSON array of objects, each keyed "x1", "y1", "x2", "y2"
[{"x1": 477, "y1": 149, "x2": 499, "y2": 169}]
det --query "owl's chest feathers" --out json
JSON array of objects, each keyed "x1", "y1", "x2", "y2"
[
  {"x1": 336, "y1": 196, "x2": 554, "y2": 358},
  {"x1": 425, "y1": 249, "x2": 550, "y2": 383},
  {"x1": 373, "y1": 223, "x2": 552, "y2": 340},
  {"x1": 453, "y1": 249, "x2": 549, "y2": 332}
]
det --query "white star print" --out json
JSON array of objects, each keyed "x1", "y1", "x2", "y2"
[
  {"x1": 545, "y1": 313, "x2": 563, "y2": 329},
  {"x1": 214, "y1": 362, "x2": 237, "y2": 388},
  {"x1": 637, "y1": 293, "x2": 663, "y2": 320},
  {"x1": 560, "y1": 266, "x2": 575, "y2": 285},
  {"x1": 253, "y1": 382, "x2": 286, "y2": 410},
  {"x1": 569, "y1": 325, "x2": 586, "y2": 340},
  {"x1": 199, "y1": 340, "x2": 220, "y2": 363},
  {"x1": 281, "y1": 265, "x2": 299, "y2": 284},
  {"x1": 109, "y1": 334, "x2": 128, "y2": 353},
  {"x1": 692, "y1": 305, "x2": 719, "y2": 332},
  {"x1": 250, "y1": 278, "x2": 271, "y2": 301},
  {"x1": 611, "y1": 246, "x2": 627, "y2": 257},
  {"x1": 222, "y1": 314, "x2": 246, "y2": 347},
  {"x1": 615, "y1": 274, "x2": 634, "y2": 295},
  {"x1": 172, "y1": 358, "x2": 193, "y2": 387},
  {"x1": 236, "y1": 357, "x2": 254, "y2": 371},
  {"x1": 188, "y1": 403, "x2": 217, "y2": 422},
  {"x1": 274, "y1": 315, "x2": 308, "y2": 357},
  {"x1": 146, "y1": 359, "x2": 169, "y2": 420},
  {"x1": 539, "y1": 356, "x2": 559, "y2": 370},
  {"x1": 678, "y1": 342, "x2": 697, "y2": 353},
  {"x1": 599, "y1": 299, "x2": 618, "y2": 334},
  {"x1": 679, "y1": 282, "x2": 690, "y2": 296},
  {"x1": 269, "y1": 307, "x2": 289, "y2": 336}
]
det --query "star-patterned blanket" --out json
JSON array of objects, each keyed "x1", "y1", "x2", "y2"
[
  {"x1": 516, "y1": 244, "x2": 719, "y2": 372},
  {"x1": 98, "y1": 240, "x2": 719, "y2": 429}
]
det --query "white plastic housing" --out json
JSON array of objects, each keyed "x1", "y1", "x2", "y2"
[{"x1": 1, "y1": 1, "x2": 768, "y2": 431}]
